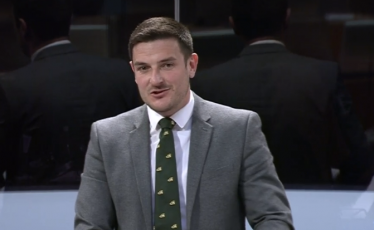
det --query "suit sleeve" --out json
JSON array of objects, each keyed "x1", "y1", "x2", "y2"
[
  {"x1": 75, "y1": 123, "x2": 117, "y2": 230},
  {"x1": 240, "y1": 112, "x2": 294, "y2": 230},
  {"x1": 333, "y1": 75, "x2": 374, "y2": 185}
]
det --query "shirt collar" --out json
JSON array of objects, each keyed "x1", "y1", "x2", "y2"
[
  {"x1": 250, "y1": 39, "x2": 285, "y2": 46},
  {"x1": 31, "y1": 40, "x2": 71, "y2": 61},
  {"x1": 147, "y1": 90, "x2": 194, "y2": 132}
]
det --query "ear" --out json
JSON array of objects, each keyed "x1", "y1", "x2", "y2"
[
  {"x1": 129, "y1": 61, "x2": 135, "y2": 72},
  {"x1": 286, "y1": 8, "x2": 291, "y2": 23},
  {"x1": 229, "y1": 16, "x2": 235, "y2": 29},
  {"x1": 129, "y1": 61, "x2": 138, "y2": 83},
  {"x1": 229, "y1": 16, "x2": 240, "y2": 36},
  {"x1": 188, "y1": 53, "x2": 199, "y2": 79},
  {"x1": 19, "y1": 18, "x2": 27, "y2": 38},
  {"x1": 283, "y1": 8, "x2": 291, "y2": 30}
]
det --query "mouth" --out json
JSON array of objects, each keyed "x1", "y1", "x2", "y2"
[{"x1": 150, "y1": 88, "x2": 170, "y2": 98}]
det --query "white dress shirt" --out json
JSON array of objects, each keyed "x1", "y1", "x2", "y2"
[
  {"x1": 250, "y1": 39, "x2": 285, "y2": 46},
  {"x1": 31, "y1": 40, "x2": 71, "y2": 61},
  {"x1": 147, "y1": 91, "x2": 194, "y2": 230}
]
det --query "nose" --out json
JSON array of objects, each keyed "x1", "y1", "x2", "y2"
[{"x1": 149, "y1": 69, "x2": 163, "y2": 85}]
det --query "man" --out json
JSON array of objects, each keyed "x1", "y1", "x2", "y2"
[
  {"x1": 192, "y1": 0, "x2": 373, "y2": 186},
  {"x1": 75, "y1": 17, "x2": 294, "y2": 230},
  {"x1": 0, "y1": 0, "x2": 29, "y2": 74},
  {"x1": 0, "y1": 0, "x2": 140, "y2": 188}
]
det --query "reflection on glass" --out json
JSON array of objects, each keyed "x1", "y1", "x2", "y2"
[{"x1": 189, "y1": 0, "x2": 374, "y2": 188}]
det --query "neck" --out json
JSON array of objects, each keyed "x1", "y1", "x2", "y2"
[
  {"x1": 247, "y1": 36, "x2": 281, "y2": 46},
  {"x1": 29, "y1": 37, "x2": 69, "y2": 57}
]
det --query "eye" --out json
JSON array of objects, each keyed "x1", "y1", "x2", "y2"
[
  {"x1": 137, "y1": 66, "x2": 149, "y2": 72},
  {"x1": 161, "y1": 63, "x2": 174, "y2": 69}
]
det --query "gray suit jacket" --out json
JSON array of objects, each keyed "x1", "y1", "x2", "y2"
[{"x1": 75, "y1": 94, "x2": 294, "y2": 230}]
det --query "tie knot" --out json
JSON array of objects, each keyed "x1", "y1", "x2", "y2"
[{"x1": 158, "y1": 118, "x2": 175, "y2": 130}]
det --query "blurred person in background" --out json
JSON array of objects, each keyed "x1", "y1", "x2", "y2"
[
  {"x1": 0, "y1": 0, "x2": 29, "y2": 74},
  {"x1": 0, "y1": 0, "x2": 140, "y2": 189},
  {"x1": 192, "y1": 0, "x2": 373, "y2": 187}
]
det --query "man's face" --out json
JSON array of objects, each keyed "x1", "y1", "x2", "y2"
[{"x1": 130, "y1": 38, "x2": 198, "y2": 117}]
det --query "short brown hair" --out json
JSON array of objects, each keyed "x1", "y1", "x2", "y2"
[{"x1": 128, "y1": 17, "x2": 193, "y2": 61}]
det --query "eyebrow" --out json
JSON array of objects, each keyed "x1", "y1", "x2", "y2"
[
  {"x1": 133, "y1": 57, "x2": 177, "y2": 66},
  {"x1": 158, "y1": 57, "x2": 177, "y2": 63}
]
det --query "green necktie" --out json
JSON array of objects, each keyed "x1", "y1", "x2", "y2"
[{"x1": 154, "y1": 118, "x2": 182, "y2": 230}]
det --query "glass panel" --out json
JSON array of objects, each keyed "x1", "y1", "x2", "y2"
[
  {"x1": 182, "y1": 0, "x2": 374, "y2": 189},
  {"x1": 0, "y1": 0, "x2": 173, "y2": 190}
]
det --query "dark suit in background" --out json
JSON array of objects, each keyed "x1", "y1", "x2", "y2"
[
  {"x1": 0, "y1": 43, "x2": 140, "y2": 187},
  {"x1": 192, "y1": 43, "x2": 373, "y2": 186}
]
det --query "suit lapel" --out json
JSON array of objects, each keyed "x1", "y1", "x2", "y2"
[
  {"x1": 129, "y1": 106, "x2": 153, "y2": 229},
  {"x1": 186, "y1": 95, "x2": 213, "y2": 229}
]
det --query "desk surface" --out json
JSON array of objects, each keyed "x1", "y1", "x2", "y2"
[{"x1": 1, "y1": 189, "x2": 374, "y2": 230}]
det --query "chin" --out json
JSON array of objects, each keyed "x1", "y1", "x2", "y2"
[
  {"x1": 149, "y1": 104, "x2": 173, "y2": 115},
  {"x1": 151, "y1": 105, "x2": 169, "y2": 113}
]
